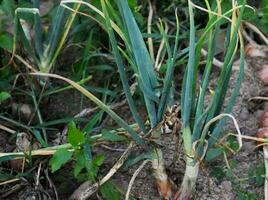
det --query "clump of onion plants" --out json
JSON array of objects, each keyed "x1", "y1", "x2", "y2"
[
  {"x1": 100, "y1": 0, "x2": 180, "y2": 198},
  {"x1": 61, "y1": 0, "x2": 180, "y2": 198},
  {"x1": 175, "y1": 0, "x2": 246, "y2": 199},
  {"x1": 28, "y1": 0, "x2": 246, "y2": 199}
]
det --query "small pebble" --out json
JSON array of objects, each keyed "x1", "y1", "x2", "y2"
[{"x1": 221, "y1": 181, "x2": 232, "y2": 192}]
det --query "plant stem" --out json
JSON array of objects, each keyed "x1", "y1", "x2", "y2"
[
  {"x1": 175, "y1": 157, "x2": 199, "y2": 200},
  {"x1": 182, "y1": 126, "x2": 192, "y2": 156},
  {"x1": 151, "y1": 148, "x2": 172, "y2": 200},
  {"x1": 175, "y1": 126, "x2": 200, "y2": 200}
]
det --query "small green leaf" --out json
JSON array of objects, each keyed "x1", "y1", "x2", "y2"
[
  {"x1": 205, "y1": 148, "x2": 223, "y2": 161},
  {"x1": 1, "y1": 0, "x2": 15, "y2": 17},
  {"x1": 124, "y1": 152, "x2": 152, "y2": 169},
  {"x1": 210, "y1": 166, "x2": 225, "y2": 179},
  {"x1": 102, "y1": 130, "x2": 127, "y2": 142},
  {"x1": 128, "y1": 0, "x2": 138, "y2": 9},
  {"x1": 100, "y1": 181, "x2": 121, "y2": 200},
  {"x1": 229, "y1": 159, "x2": 237, "y2": 169},
  {"x1": 83, "y1": 142, "x2": 92, "y2": 161},
  {"x1": 33, "y1": 129, "x2": 48, "y2": 148},
  {"x1": 88, "y1": 166, "x2": 97, "y2": 181},
  {"x1": 93, "y1": 154, "x2": 105, "y2": 166},
  {"x1": 49, "y1": 148, "x2": 73, "y2": 173},
  {"x1": 83, "y1": 112, "x2": 102, "y2": 133},
  {"x1": 67, "y1": 122, "x2": 85, "y2": 147},
  {"x1": 227, "y1": 136, "x2": 239, "y2": 152},
  {"x1": 75, "y1": 150, "x2": 86, "y2": 165},
  {"x1": 226, "y1": 168, "x2": 234, "y2": 178},
  {"x1": 236, "y1": 191, "x2": 257, "y2": 200},
  {"x1": 248, "y1": 163, "x2": 265, "y2": 187},
  {"x1": 0, "y1": 172, "x2": 15, "y2": 182},
  {"x1": 0, "y1": 34, "x2": 13, "y2": 52},
  {"x1": 74, "y1": 163, "x2": 84, "y2": 177},
  {"x1": 0, "y1": 92, "x2": 11, "y2": 103}
]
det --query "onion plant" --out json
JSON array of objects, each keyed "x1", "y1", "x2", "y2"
[
  {"x1": 100, "y1": 0, "x2": 180, "y2": 198},
  {"x1": 61, "y1": 0, "x2": 180, "y2": 198},
  {"x1": 12, "y1": 0, "x2": 81, "y2": 73},
  {"x1": 176, "y1": 0, "x2": 246, "y2": 199}
]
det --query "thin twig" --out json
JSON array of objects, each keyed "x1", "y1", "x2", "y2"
[
  {"x1": 100, "y1": 144, "x2": 126, "y2": 152},
  {"x1": 242, "y1": 30, "x2": 257, "y2": 46},
  {"x1": 0, "y1": 143, "x2": 72, "y2": 159},
  {"x1": 14, "y1": 55, "x2": 37, "y2": 72},
  {"x1": 203, "y1": 114, "x2": 243, "y2": 151},
  {"x1": 0, "y1": 178, "x2": 20, "y2": 186},
  {"x1": 249, "y1": 96, "x2": 268, "y2": 102},
  {"x1": 201, "y1": 48, "x2": 224, "y2": 68},
  {"x1": 244, "y1": 22, "x2": 268, "y2": 45},
  {"x1": 0, "y1": 124, "x2": 16, "y2": 134},
  {"x1": 192, "y1": 139, "x2": 208, "y2": 161},
  {"x1": 35, "y1": 162, "x2": 42, "y2": 189},
  {"x1": 45, "y1": 169, "x2": 59, "y2": 200},
  {"x1": 191, "y1": 1, "x2": 254, "y2": 23},
  {"x1": 223, "y1": 133, "x2": 268, "y2": 144},
  {"x1": 125, "y1": 160, "x2": 149, "y2": 200}
]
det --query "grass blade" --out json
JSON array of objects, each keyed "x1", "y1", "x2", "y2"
[
  {"x1": 205, "y1": 0, "x2": 246, "y2": 124},
  {"x1": 45, "y1": 5, "x2": 66, "y2": 60},
  {"x1": 208, "y1": 34, "x2": 245, "y2": 146},
  {"x1": 32, "y1": 1, "x2": 43, "y2": 58},
  {"x1": 181, "y1": 0, "x2": 195, "y2": 128},
  {"x1": 157, "y1": 12, "x2": 180, "y2": 121},
  {"x1": 116, "y1": 0, "x2": 159, "y2": 127},
  {"x1": 14, "y1": 8, "x2": 40, "y2": 65},
  {"x1": 101, "y1": 0, "x2": 146, "y2": 133}
]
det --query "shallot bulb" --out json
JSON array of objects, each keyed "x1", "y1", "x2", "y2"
[
  {"x1": 259, "y1": 110, "x2": 268, "y2": 128},
  {"x1": 258, "y1": 65, "x2": 268, "y2": 85}
]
